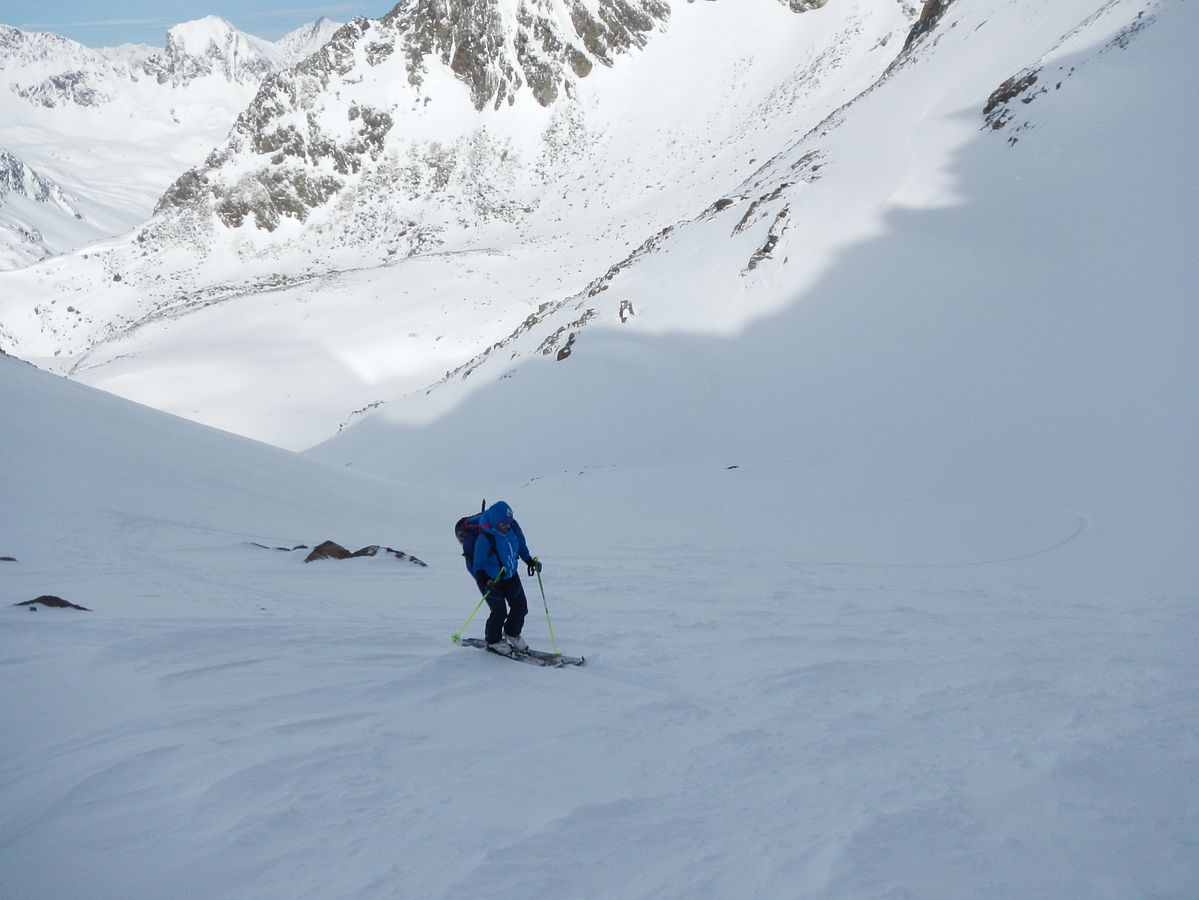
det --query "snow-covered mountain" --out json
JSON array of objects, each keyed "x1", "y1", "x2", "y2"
[
  {"x1": 0, "y1": 147, "x2": 84, "y2": 267},
  {"x1": 2, "y1": 1, "x2": 1197, "y2": 895},
  {"x1": 0, "y1": 16, "x2": 343, "y2": 268},
  {"x1": 0, "y1": 0, "x2": 909, "y2": 445},
  {"x1": 0, "y1": 0, "x2": 1195, "y2": 458},
  {"x1": 142, "y1": 16, "x2": 286, "y2": 86},
  {"x1": 274, "y1": 16, "x2": 343, "y2": 67}
]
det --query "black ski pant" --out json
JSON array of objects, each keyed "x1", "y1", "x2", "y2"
[{"x1": 477, "y1": 573, "x2": 529, "y2": 645}]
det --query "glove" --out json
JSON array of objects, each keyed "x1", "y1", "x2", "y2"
[
  {"x1": 475, "y1": 571, "x2": 498, "y2": 591},
  {"x1": 526, "y1": 557, "x2": 542, "y2": 576}
]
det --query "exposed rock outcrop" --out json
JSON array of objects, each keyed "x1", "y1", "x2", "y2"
[
  {"x1": 152, "y1": 0, "x2": 673, "y2": 236},
  {"x1": 903, "y1": 0, "x2": 955, "y2": 51},
  {"x1": 304, "y1": 540, "x2": 427, "y2": 565},
  {"x1": 15, "y1": 595, "x2": 90, "y2": 610}
]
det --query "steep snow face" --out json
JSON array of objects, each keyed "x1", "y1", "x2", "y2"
[
  {"x1": 0, "y1": 18, "x2": 343, "y2": 270},
  {"x1": 0, "y1": 147, "x2": 85, "y2": 267},
  {"x1": 144, "y1": 16, "x2": 286, "y2": 86},
  {"x1": 275, "y1": 16, "x2": 343, "y2": 67}
]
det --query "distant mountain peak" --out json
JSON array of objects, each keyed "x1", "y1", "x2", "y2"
[
  {"x1": 143, "y1": 16, "x2": 285, "y2": 86},
  {"x1": 276, "y1": 16, "x2": 344, "y2": 66}
]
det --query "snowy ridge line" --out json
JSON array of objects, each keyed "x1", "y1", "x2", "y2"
[
  {"x1": 739, "y1": 0, "x2": 1020, "y2": 197},
  {"x1": 981, "y1": 0, "x2": 1164, "y2": 144},
  {"x1": 333, "y1": 193, "x2": 820, "y2": 431},
  {"x1": 1058, "y1": 0, "x2": 1161, "y2": 49}
]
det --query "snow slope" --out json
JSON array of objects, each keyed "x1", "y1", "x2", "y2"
[
  {"x1": 2, "y1": 335, "x2": 1197, "y2": 898},
  {"x1": 2, "y1": 0, "x2": 1198, "y2": 896}
]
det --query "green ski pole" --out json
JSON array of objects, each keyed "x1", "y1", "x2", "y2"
[
  {"x1": 451, "y1": 567, "x2": 504, "y2": 644},
  {"x1": 535, "y1": 567, "x2": 560, "y2": 657}
]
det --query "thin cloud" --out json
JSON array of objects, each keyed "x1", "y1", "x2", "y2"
[
  {"x1": 16, "y1": 4, "x2": 380, "y2": 43},
  {"x1": 20, "y1": 18, "x2": 173, "y2": 30},
  {"x1": 238, "y1": 5, "x2": 377, "y2": 22}
]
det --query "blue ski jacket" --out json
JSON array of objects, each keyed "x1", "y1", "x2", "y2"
[{"x1": 472, "y1": 501, "x2": 533, "y2": 581}]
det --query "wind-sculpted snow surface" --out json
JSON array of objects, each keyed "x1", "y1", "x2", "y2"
[{"x1": 1, "y1": 351, "x2": 1197, "y2": 899}]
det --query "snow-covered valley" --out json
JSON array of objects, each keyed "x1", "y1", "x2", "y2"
[{"x1": 2, "y1": 0, "x2": 1198, "y2": 897}]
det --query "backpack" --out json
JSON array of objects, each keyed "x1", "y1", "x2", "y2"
[{"x1": 455, "y1": 500, "x2": 494, "y2": 573}]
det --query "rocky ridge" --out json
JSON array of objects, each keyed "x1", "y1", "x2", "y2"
[
  {"x1": 151, "y1": 0, "x2": 680, "y2": 239},
  {"x1": 0, "y1": 148, "x2": 81, "y2": 217},
  {"x1": 150, "y1": 0, "x2": 848, "y2": 245},
  {"x1": 0, "y1": 148, "x2": 85, "y2": 267}
]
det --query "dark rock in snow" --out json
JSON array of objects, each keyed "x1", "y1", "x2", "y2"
[
  {"x1": 15, "y1": 595, "x2": 90, "y2": 611},
  {"x1": 305, "y1": 540, "x2": 355, "y2": 561},
  {"x1": 904, "y1": 0, "x2": 955, "y2": 51},
  {"x1": 304, "y1": 540, "x2": 427, "y2": 565},
  {"x1": 984, "y1": 68, "x2": 1042, "y2": 130},
  {"x1": 779, "y1": 0, "x2": 829, "y2": 12}
]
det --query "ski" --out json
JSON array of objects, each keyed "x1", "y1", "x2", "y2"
[{"x1": 458, "y1": 637, "x2": 585, "y2": 667}]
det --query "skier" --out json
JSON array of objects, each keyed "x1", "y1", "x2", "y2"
[{"x1": 469, "y1": 501, "x2": 542, "y2": 656}]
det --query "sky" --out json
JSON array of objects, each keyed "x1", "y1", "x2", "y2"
[{"x1": 0, "y1": 0, "x2": 388, "y2": 46}]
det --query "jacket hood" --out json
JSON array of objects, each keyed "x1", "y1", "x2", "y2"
[{"x1": 480, "y1": 501, "x2": 514, "y2": 530}]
